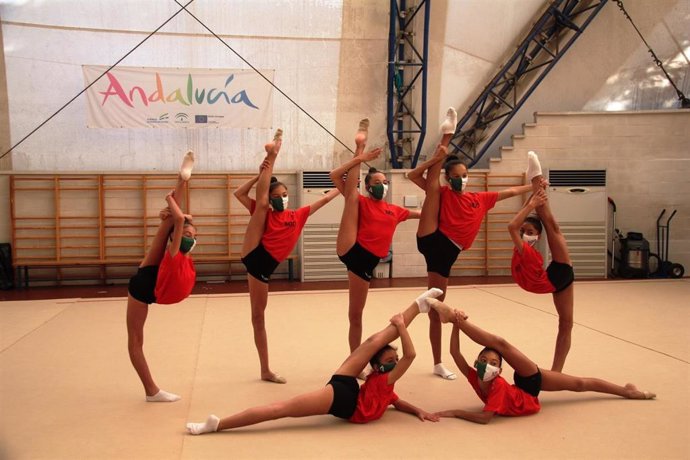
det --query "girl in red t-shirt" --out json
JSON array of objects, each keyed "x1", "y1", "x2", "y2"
[
  {"x1": 235, "y1": 130, "x2": 340, "y2": 384},
  {"x1": 429, "y1": 300, "x2": 655, "y2": 424},
  {"x1": 186, "y1": 289, "x2": 453, "y2": 435},
  {"x1": 406, "y1": 108, "x2": 533, "y2": 381},
  {"x1": 508, "y1": 151, "x2": 575, "y2": 372},
  {"x1": 329, "y1": 119, "x2": 420, "y2": 357},
  {"x1": 126, "y1": 151, "x2": 197, "y2": 403}
]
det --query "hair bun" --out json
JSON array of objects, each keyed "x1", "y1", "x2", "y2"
[
  {"x1": 368, "y1": 167, "x2": 377, "y2": 173},
  {"x1": 270, "y1": 177, "x2": 278, "y2": 183}
]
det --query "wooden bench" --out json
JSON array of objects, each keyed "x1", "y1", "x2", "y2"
[{"x1": 13, "y1": 254, "x2": 298, "y2": 288}]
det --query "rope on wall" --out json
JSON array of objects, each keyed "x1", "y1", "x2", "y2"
[
  {"x1": 1, "y1": 0, "x2": 359, "y2": 161},
  {"x1": 172, "y1": 0, "x2": 355, "y2": 155},
  {"x1": 0, "y1": 0, "x2": 197, "y2": 161}
]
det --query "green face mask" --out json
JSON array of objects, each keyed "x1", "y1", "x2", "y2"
[
  {"x1": 449, "y1": 177, "x2": 467, "y2": 192},
  {"x1": 270, "y1": 196, "x2": 287, "y2": 212},
  {"x1": 368, "y1": 183, "x2": 388, "y2": 200},
  {"x1": 180, "y1": 236, "x2": 196, "y2": 254},
  {"x1": 474, "y1": 361, "x2": 501, "y2": 382},
  {"x1": 378, "y1": 362, "x2": 396, "y2": 373}
]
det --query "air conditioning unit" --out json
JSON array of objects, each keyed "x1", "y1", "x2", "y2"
[
  {"x1": 299, "y1": 171, "x2": 347, "y2": 281},
  {"x1": 547, "y1": 170, "x2": 607, "y2": 278}
]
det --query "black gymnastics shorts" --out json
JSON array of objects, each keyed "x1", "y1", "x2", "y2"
[
  {"x1": 416, "y1": 229, "x2": 461, "y2": 278},
  {"x1": 546, "y1": 261, "x2": 575, "y2": 293},
  {"x1": 241, "y1": 243, "x2": 280, "y2": 283},
  {"x1": 327, "y1": 374, "x2": 359, "y2": 419},
  {"x1": 338, "y1": 242, "x2": 380, "y2": 282},
  {"x1": 128, "y1": 265, "x2": 159, "y2": 305},
  {"x1": 514, "y1": 369, "x2": 542, "y2": 398}
]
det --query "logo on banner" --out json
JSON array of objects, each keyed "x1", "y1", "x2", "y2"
[{"x1": 84, "y1": 66, "x2": 274, "y2": 129}]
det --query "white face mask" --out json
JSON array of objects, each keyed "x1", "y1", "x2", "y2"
[
  {"x1": 522, "y1": 233, "x2": 539, "y2": 246},
  {"x1": 368, "y1": 183, "x2": 388, "y2": 200},
  {"x1": 448, "y1": 176, "x2": 468, "y2": 192},
  {"x1": 281, "y1": 196, "x2": 289, "y2": 209},
  {"x1": 475, "y1": 361, "x2": 501, "y2": 382}
]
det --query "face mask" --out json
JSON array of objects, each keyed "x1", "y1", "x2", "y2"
[
  {"x1": 368, "y1": 183, "x2": 388, "y2": 200},
  {"x1": 378, "y1": 362, "x2": 396, "y2": 373},
  {"x1": 522, "y1": 233, "x2": 539, "y2": 247},
  {"x1": 180, "y1": 236, "x2": 196, "y2": 254},
  {"x1": 270, "y1": 196, "x2": 288, "y2": 212},
  {"x1": 475, "y1": 361, "x2": 501, "y2": 382},
  {"x1": 449, "y1": 176, "x2": 468, "y2": 192}
]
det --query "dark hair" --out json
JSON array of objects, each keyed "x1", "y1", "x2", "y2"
[
  {"x1": 479, "y1": 347, "x2": 503, "y2": 366},
  {"x1": 523, "y1": 216, "x2": 543, "y2": 235},
  {"x1": 369, "y1": 344, "x2": 396, "y2": 369},
  {"x1": 269, "y1": 176, "x2": 287, "y2": 194},
  {"x1": 168, "y1": 219, "x2": 196, "y2": 239},
  {"x1": 443, "y1": 154, "x2": 468, "y2": 175},
  {"x1": 364, "y1": 167, "x2": 384, "y2": 186}
]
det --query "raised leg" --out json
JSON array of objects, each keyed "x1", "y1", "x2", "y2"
[
  {"x1": 527, "y1": 152, "x2": 571, "y2": 265},
  {"x1": 336, "y1": 300, "x2": 426, "y2": 377},
  {"x1": 417, "y1": 107, "x2": 455, "y2": 238},
  {"x1": 247, "y1": 275, "x2": 285, "y2": 383},
  {"x1": 447, "y1": 306, "x2": 539, "y2": 377},
  {"x1": 541, "y1": 369, "x2": 655, "y2": 399},
  {"x1": 140, "y1": 215, "x2": 175, "y2": 268},
  {"x1": 550, "y1": 284, "x2": 574, "y2": 372},
  {"x1": 335, "y1": 120, "x2": 369, "y2": 255},
  {"x1": 241, "y1": 135, "x2": 281, "y2": 258},
  {"x1": 416, "y1": 159, "x2": 443, "y2": 237},
  {"x1": 175, "y1": 150, "x2": 195, "y2": 206},
  {"x1": 346, "y1": 272, "x2": 371, "y2": 352}
]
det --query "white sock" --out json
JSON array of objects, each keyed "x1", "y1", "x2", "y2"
[
  {"x1": 186, "y1": 415, "x2": 220, "y2": 435},
  {"x1": 146, "y1": 389, "x2": 181, "y2": 403},
  {"x1": 415, "y1": 287, "x2": 444, "y2": 313},
  {"x1": 180, "y1": 151, "x2": 195, "y2": 181},
  {"x1": 433, "y1": 363, "x2": 457, "y2": 380},
  {"x1": 526, "y1": 151, "x2": 542, "y2": 182},
  {"x1": 440, "y1": 107, "x2": 458, "y2": 135}
]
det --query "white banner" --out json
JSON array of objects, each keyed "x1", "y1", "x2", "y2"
[{"x1": 83, "y1": 66, "x2": 274, "y2": 128}]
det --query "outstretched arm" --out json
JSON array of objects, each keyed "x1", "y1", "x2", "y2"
[
  {"x1": 435, "y1": 408, "x2": 494, "y2": 424},
  {"x1": 329, "y1": 148, "x2": 381, "y2": 194},
  {"x1": 507, "y1": 192, "x2": 545, "y2": 254},
  {"x1": 392, "y1": 399, "x2": 440, "y2": 422},
  {"x1": 406, "y1": 209, "x2": 422, "y2": 220},
  {"x1": 234, "y1": 159, "x2": 270, "y2": 211},
  {"x1": 308, "y1": 188, "x2": 341, "y2": 216},
  {"x1": 386, "y1": 312, "x2": 415, "y2": 385},
  {"x1": 498, "y1": 177, "x2": 548, "y2": 201},
  {"x1": 497, "y1": 184, "x2": 532, "y2": 202},
  {"x1": 234, "y1": 175, "x2": 259, "y2": 211},
  {"x1": 405, "y1": 144, "x2": 447, "y2": 191},
  {"x1": 165, "y1": 190, "x2": 186, "y2": 257}
]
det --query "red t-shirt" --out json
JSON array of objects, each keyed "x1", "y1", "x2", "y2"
[
  {"x1": 467, "y1": 368, "x2": 541, "y2": 416},
  {"x1": 349, "y1": 372, "x2": 399, "y2": 424},
  {"x1": 154, "y1": 251, "x2": 196, "y2": 305},
  {"x1": 250, "y1": 199, "x2": 311, "y2": 262},
  {"x1": 356, "y1": 195, "x2": 410, "y2": 258},
  {"x1": 511, "y1": 242, "x2": 556, "y2": 294},
  {"x1": 438, "y1": 187, "x2": 498, "y2": 250}
]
